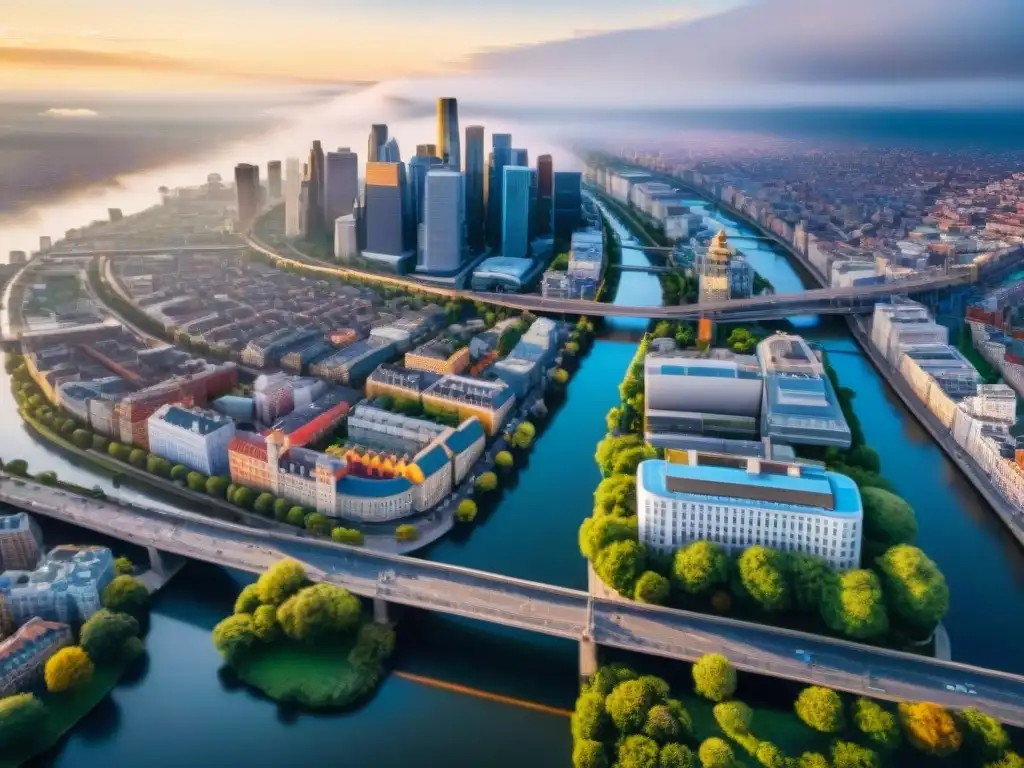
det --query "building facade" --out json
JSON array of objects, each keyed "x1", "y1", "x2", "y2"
[
  {"x1": 234, "y1": 163, "x2": 260, "y2": 230},
  {"x1": 267, "y1": 160, "x2": 282, "y2": 201},
  {"x1": 0, "y1": 618, "x2": 73, "y2": 697},
  {"x1": 147, "y1": 404, "x2": 236, "y2": 476},
  {"x1": 436, "y1": 98, "x2": 461, "y2": 171},
  {"x1": 0, "y1": 546, "x2": 115, "y2": 627},
  {"x1": 552, "y1": 171, "x2": 582, "y2": 242},
  {"x1": 0, "y1": 513, "x2": 42, "y2": 572},
  {"x1": 421, "y1": 169, "x2": 465, "y2": 273},
  {"x1": 464, "y1": 125, "x2": 486, "y2": 252},
  {"x1": 324, "y1": 149, "x2": 358, "y2": 224},
  {"x1": 502, "y1": 166, "x2": 532, "y2": 260},
  {"x1": 364, "y1": 161, "x2": 411, "y2": 265}
]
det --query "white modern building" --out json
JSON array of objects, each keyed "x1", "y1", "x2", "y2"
[
  {"x1": 147, "y1": 404, "x2": 236, "y2": 476},
  {"x1": 284, "y1": 157, "x2": 302, "y2": 237},
  {"x1": 568, "y1": 228, "x2": 604, "y2": 282},
  {"x1": 871, "y1": 299, "x2": 949, "y2": 367},
  {"x1": 637, "y1": 455, "x2": 862, "y2": 571},
  {"x1": 421, "y1": 169, "x2": 465, "y2": 272},
  {"x1": 334, "y1": 214, "x2": 358, "y2": 261}
]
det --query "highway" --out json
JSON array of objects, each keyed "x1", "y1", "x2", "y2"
[{"x1": 6, "y1": 475, "x2": 1024, "y2": 725}]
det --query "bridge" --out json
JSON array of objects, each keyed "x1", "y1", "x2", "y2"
[
  {"x1": 242, "y1": 232, "x2": 975, "y2": 321},
  {"x1": 608, "y1": 263, "x2": 673, "y2": 274},
  {"x1": 6, "y1": 475, "x2": 1024, "y2": 726},
  {"x1": 46, "y1": 244, "x2": 247, "y2": 258}
]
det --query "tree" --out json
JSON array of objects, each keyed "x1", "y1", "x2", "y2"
[
  {"x1": 304, "y1": 512, "x2": 331, "y2": 536},
  {"x1": 572, "y1": 690, "x2": 609, "y2": 742},
  {"x1": 606, "y1": 679, "x2": 655, "y2": 734},
  {"x1": 579, "y1": 515, "x2": 638, "y2": 560},
  {"x1": 37, "y1": 471, "x2": 58, "y2": 486},
  {"x1": 92, "y1": 434, "x2": 111, "y2": 453},
  {"x1": 594, "y1": 474, "x2": 637, "y2": 517},
  {"x1": 114, "y1": 555, "x2": 133, "y2": 576},
  {"x1": 273, "y1": 497, "x2": 292, "y2": 521},
  {"x1": 552, "y1": 368, "x2": 570, "y2": 386},
  {"x1": 206, "y1": 475, "x2": 231, "y2": 499},
  {"x1": 754, "y1": 743, "x2": 787, "y2": 768},
  {"x1": 572, "y1": 740, "x2": 609, "y2": 768},
  {"x1": 102, "y1": 575, "x2": 149, "y2": 616},
  {"x1": 788, "y1": 553, "x2": 831, "y2": 613},
  {"x1": 186, "y1": 471, "x2": 208, "y2": 492},
  {"x1": 692, "y1": 654, "x2": 736, "y2": 703},
  {"x1": 595, "y1": 539, "x2": 645, "y2": 596},
  {"x1": 45, "y1": 646, "x2": 94, "y2": 692},
  {"x1": 713, "y1": 700, "x2": 752, "y2": 734},
  {"x1": 332, "y1": 527, "x2": 365, "y2": 545},
  {"x1": 618, "y1": 735, "x2": 661, "y2": 768},
  {"x1": 595, "y1": 434, "x2": 646, "y2": 478},
  {"x1": 72, "y1": 429, "x2": 92, "y2": 449},
  {"x1": 277, "y1": 583, "x2": 362, "y2": 641},
  {"x1": 735, "y1": 546, "x2": 789, "y2": 612},
  {"x1": 0, "y1": 693, "x2": 47, "y2": 750},
  {"x1": 495, "y1": 450, "x2": 514, "y2": 470},
  {"x1": 659, "y1": 743, "x2": 696, "y2": 768},
  {"x1": 212, "y1": 613, "x2": 258, "y2": 662},
  {"x1": 234, "y1": 584, "x2": 262, "y2": 614},
  {"x1": 959, "y1": 707, "x2": 1010, "y2": 762},
  {"x1": 795, "y1": 686, "x2": 845, "y2": 733},
  {"x1": 456, "y1": 499, "x2": 478, "y2": 523},
  {"x1": 169, "y1": 464, "x2": 189, "y2": 482},
  {"x1": 898, "y1": 701, "x2": 962, "y2": 757},
  {"x1": 128, "y1": 448, "x2": 147, "y2": 468},
  {"x1": 643, "y1": 704, "x2": 684, "y2": 744},
  {"x1": 820, "y1": 569, "x2": 888, "y2": 640},
  {"x1": 395, "y1": 524, "x2": 418, "y2": 542},
  {"x1": 634, "y1": 571, "x2": 670, "y2": 605},
  {"x1": 852, "y1": 698, "x2": 900, "y2": 751},
  {"x1": 254, "y1": 492, "x2": 276, "y2": 516},
  {"x1": 796, "y1": 754, "x2": 829, "y2": 768},
  {"x1": 5, "y1": 459, "x2": 28, "y2": 476},
  {"x1": 252, "y1": 604, "x2": 280, "y2": 642},
  {"x1": 698, "y1": 738, "x2": 735, "y2": 768},
  {"x1": 475, "y1": 472, "x2": 499, "y2": 493},
  {"x1": 986, "y1": 753, "x2": 1024, "y2": 768},
  {"x1": 147, "y1": 455, "x2": 172, "y2": 477},
  {"x1": 831, "y1": 741, "x2": 879, "y2": 768},
  {"x1": 861, "y1": 488, "x2": 917, "y2": 558},
  {"x1": 80, "y1": 609, "x2": 140, "y2": 664},
  {"x1": 255, "y1": 559, "x2": 308, "y2": 606},
  {"x1": 286, "y1": 506, "x2": 307, "y2": 527},
  {"x1": 875, "y1": 545, "x2": 949, "y2": 634},
  {"x1": 587, "y1": 663, "x2": 639, "y2": 696},
  {"x1": 673, "y1": 542, "x2": 730, "y2": 596}
]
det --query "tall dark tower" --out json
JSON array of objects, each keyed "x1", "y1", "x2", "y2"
[
  {"x1": 487, "y1": 134, "x2": 512, "y2": 250},
  {"x1": 536, "y1": 154, "x2": 553, "y2": 237},
  {"x1": 437, "y1": 98, "x2": 461, "y2": 171},
  {"x1": 267, "y1": 160, "x2": 282, "y2": 201},
  {"x1": 305, "y1": 141, "x2": 325, "y2": 236},
  {"x1": 464, "y1": 125, "x2": 485, "y2": 253},
  {"x1": 234, "y1": 163, "x2": 260, "y2": 230},
  {"x1": 368, "y1": 124, "x2": 389, "y2": 164}
]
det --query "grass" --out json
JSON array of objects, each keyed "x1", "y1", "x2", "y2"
[
  {"x1": 232, "y1": 636, "x2": 382, "y2": 710},
  {"x1": 0, "y1": 655, "x2": 135, "y2": 768}
]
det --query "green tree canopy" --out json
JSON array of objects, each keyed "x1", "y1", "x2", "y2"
[
  {"x1": 206, "y1": 475, "x2": 231, "y2": 498},
  {"x1": 212, "y1": 613, "x2": 258, "y2": 662},
  {"x1": 72, "y1": 429, "x2": 92, "y2": 449},
  {"x1": 788, "y1": 553, "x2": 831, "y2": 613},
  {"x1": 735, "y1": 546, "x2": 790, "y2": 612},
  {"x1": 128, "y1": 448, "x2": 147, "y2": 468},
  {"x1": 331, "y1": 527, "x2": 365, "y2": 546},
  {"x1": 875, "y1": 545, "x2": 949, "y2": 634},
  {"x1": 186, "y1": 471, "x2": 208, "y2": 491},
  {"x1": 495, "y1": 450, "x2": 515, "y2": 469},
  {"x1": 595, "y1": 434, "x2": 646, "y2": 477},
  {"x1": 643, "y1": 704, "x2": 684, "y2": 744},
  {"x1": 959, "y1": 707, "x2": 1010, "y2": 762},
  {"x1": 252, "y1": 604, "x2": 281, "y2": 643},
  {"x1": 395, "y1": 524, "x2": 418, "y2": 542},
  {"x1": 273, "y1": 497, "x2": 292, "y2": 520},
  {"x1": 286, "y1": 506, "x2": 307, "y2": 527},
  {"x1": 754, "y1": 742, "x2": 787, "y2": 768},
  {"x1": 254, "y1": 492, "x2": 276, "y2": 516},
  {"x1": 579, "y1": 515, "x2": 638, "y2": 561},
  {"x1": 277, "y1": 583, "x2": 362, "y2": 642},
  {"x1": 698, "y1": 737, "x2": 735, "y2": 768},
  {"x1": 831, "y1": 740, "x2": 879, "y2": 768},
  {"x1": 45, "y1": 645, "x2": 94, "y2": 692},
  {"x1": 795, "y1": 686, "x2": 845, "y2": 733},
  {"x1": 820, "y1": 569, "x2": 888, "y2": 640},
  {"x1": 692, "y1": 654, "x2": 736, "y2": 703},
  {"x1": 659, "y1": 743, "x2": 696, "y2": 768},
  {"x1": 852, "y1": 698, "x2": 900, "y2": 751},
  {"x1": 170, "y1": 464, "x2": 189, "y2": 482},
  {"x1": 234, "y1": 584, "x2": 262, "y2": 614},
  {"x1": 618, "y1": 735, "x2": 661, "y2": 768},
  {"x1": 673, "y1": 542, "x2": 730, "y2": 596},
  {"x1": 796, "y1": 753, "x2": 829, "y2": 768},
  {"x1": 572, "y1": 739, "x2": 610, "y2": 768},
  {"x1": 233, "y1": 486, "x2": 257, "y2": 510},
  {"x1": 102, "y1": 575, "x2": 149, "y2": 617},
  {"x1": 255, "y1": 559, "x2": 308, "y2": 606},
  {"x1": 634, "y1": 571, "x2": 670, "y2": 605},
  {"x1": 713, "y1": 701, "x2": 753, "y2": 734},
  {"x1": 114, "y1": 556, "x2": 133, "y2": 576},
  {"x1": 304, "y1": 512, "x2": 332, "y2": 536},
  {"x1": 475, "y1": 472, "x2": 499, "y2": 493},
  {"x1": 861, "y1": 487, "x2": 918, "y2": 559},
  {"x1": 5, "y1": 459, "x2": 28, "y2": 476},
  {"x1": 898, "y1": 701, "x2": 963, "y2": 757},
  {"x1": 456, "y1": 499, "x2": 478, "y2": 523},
  {"x1": 80, "y1": 609, "x2": 140, "y2": 664},
  {"x1": 571, "y1": 690, "x2": 609, "y2": 742},
  {"x1": 586, "y1": 663, "x2": 639, "y2": 697},
  {"x1": 146, "y1": 455, "x2": 171, "y2": 477},
  {"x1": 595, "y1": 539, "x2": 645, "y2": 596},
  {"x1": 0, "y1": 693, "x2": 47, "y2": 750},
  {"x1": 605, "y1": 679, "x2": 656, "y2": 734},
  {"x1": 594, "y1": 474, "x2": 637, "y2": 517}
]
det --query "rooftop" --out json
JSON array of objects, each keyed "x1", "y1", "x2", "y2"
[{"x1": 154, "y1": 404, "x2": 233, "y2": 435}]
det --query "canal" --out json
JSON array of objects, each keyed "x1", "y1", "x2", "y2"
[{"x1": 7, "y1": 197, "x2": 1024, "y2": 767}]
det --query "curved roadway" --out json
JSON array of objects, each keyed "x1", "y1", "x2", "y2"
[{"x1": 6, "y1": 475, "x2": 1024, "y2": 725}]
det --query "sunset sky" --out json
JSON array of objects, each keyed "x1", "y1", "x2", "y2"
[{"x1": 0, "y1": 0, "x2": 739, "y2": 91}]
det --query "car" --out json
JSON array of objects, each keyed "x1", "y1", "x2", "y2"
[
  {"x1": 954, "y1": 684, "x2": 969, "y2": 694},
  {"x1": 945, "y1": 684, "x2": 957, "y2": 692}
]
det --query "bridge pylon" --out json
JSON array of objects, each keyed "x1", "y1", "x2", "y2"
[{"x1": 147, "y1": 546, "x2": 165, "y2": 577}]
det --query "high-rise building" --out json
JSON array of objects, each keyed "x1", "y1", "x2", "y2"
[
  {"x1": 305, "y1": 141, "x2": 325, "y2": 236},
  {"x1": 381, "y1": 138, "x2": 402, "y2": 163},
  {"x1": 364, "y1": 161, "x2": 409, "y2": 261},
  {"x1": 437, "y1": 98, "x2": 461, "y2": 171},
  {"x1": 552, "y1": 171, "x2": 583, "y2": 242},
  {"x1": 464, "y1": 125, "x2": 485, "y2": 253},
  {"x1": 421, "y1": 169, "x2": 465, "y2": 273},
  {"x1": 324, "y1": 149, "x2": 359, "y2": 224},
  {"x1": 409, "y1": 155, "x2": 433, "y2": 226},
  {"x1": 487, "y1": 134, "x2": 512, "y2": 250},
  {"x1": 368, "y1": 124, "x2": 389, "y2": 163},
  {"x1": 234, "y1": 163, "x2": 260, "y2": 230},
  {"x1": 334, "y1": 214, "x2": 358, "y2": 261},
  {"x1": 267, "y1": 161, "x2": 282, "y2": 201},
  {"x1": 298, "y1": 180, "x2": 310, "y2": 238},
  {"x1": 416, "y1": 144, "x2": 438, "y2": 157},
  {"x1": 511, "y1": 148, "x2": 528, "y2": 167},
  {"x1": 501, "y1": 166, "x2": 532, "y2": 260},
  {"x1": 536, "y1": 154, "x2": 553, "y2": 237}
]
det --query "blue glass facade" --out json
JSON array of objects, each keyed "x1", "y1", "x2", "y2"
[{"x1": 502, "y1": 166, "x2": 532, "y2": 260}]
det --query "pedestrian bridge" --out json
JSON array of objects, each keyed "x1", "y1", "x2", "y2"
[{"x1": 5, "y1": 475, "x2": 1024, "y2": 726}]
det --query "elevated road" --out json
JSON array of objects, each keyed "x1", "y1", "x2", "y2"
[
  {"x1": 6, "y1": 475, "x2": 1024, "y2": 725},
  {"x1": 47, "y1": 245, "x2": 247, "y2": 258}
]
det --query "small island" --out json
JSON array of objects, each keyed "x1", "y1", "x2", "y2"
[{"x1": 212, "y1": 559, "x2": 395, "y2": 709}]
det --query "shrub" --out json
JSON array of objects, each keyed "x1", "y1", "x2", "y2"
[
  {"x1": 273, "y1": 497, "x2": 292, "y2": 520},
  {"x1": 794, "y1": 686, "x2": 845, "y2": 733},
  {"x1": 114, "y1": 556, "x2": 133, "y2": 576},
  {"x1": 255, "y1": 559, "x2": 308, "y2": 606},
  {"x1": 698, "y1": 737, "x2": 735, "y2": 768},
  {"x1": 898, "y1": 701, "x2": 962, "y2": 756},
  {"x1": 475, "y1": 472, "x2": 499, "y2": 493},
  {"x1": 831, "y1": 740, "x2": 879, "y2": 768},
  {"x1": 92, "y1": 434, "x2": 111, "y2": 452},
  {"x1": 571, "y1": 690, "x2": 609, "y2": 742},
  {"x1": 186, "y1": 472, "x2": 208, "y2": 492},
  {"x1": 860, "y1": 487, "x2": 918, "y2": 558},
  {"x1": 331, "y1": 527, "x2": 365, "y2": 546},
  {"x1": 634, "y1": 571, "x2": 670, "y2": 605},
  {"x1": 456, "y1": 499, "x2": 478, "y2": 522},
  {"x1": 71, "y1": 429, "x2": 92, "y2": 449},
  {"x1": 595, "y1": 539, "x2": 645, "y2": 596},
  {"x1": 673, "y1": 542, "x2": 729, "y2": 596},
  {"x1": 45, "y1": 646, "x2": 95, "y2": 692},
  {"x1": 212, "y1": 613, "x2": 258, "y2": 662},
  {"x1": 495, "y1": 450, "x2": 514, "y2": 469},
  {"x1": 128, "y1": 448, "x2": 148, "y2": 468},
  {"x1": 252, "y1": 604, "x2": 280, "y2": 642},
  {"x1": 754, "y1": 742, "x2": 787, "y2": 768},
  {"x1": 169, "y1": 464, "x2": 189, "y2": 482},
  {"x1": 277, "y1": 583, "x2": 361, "y2": 642},
  {"x1": 37, "y1": 471, "x2": 58, "y2": 486},
  {"x1": 395, "y1": 524, "x2": 418, "y2": 542},
  {"x1": 852, "y1": 698, "x2": 900, "y2": 751},
  {"x1": 643, "y1": 704, "x2": 684, "y2": 744},
  {"x1": 820, "y1": 569, "x2": 888, "y2": 640},
  {"x1": 0, "y1": 694, "x2": 47, "y2": 750},
  {"x1": 572, "y1": 739, "x2": 609, "y2": 768},
  {"x1": 80, "y1": 609, "x2": 140, "y2": 664},
  {"x1": 234, "y1": 584, "x2": 262, "y2": 614},
  {"x1": 958, "y1": 706, "x2": 1010, "y2": 762},
  {"x1": 304, "y1": 512, "x2": 331, "y2": 536},
  {"x1": 875, "y1": 545, "x2": 949, "y2": 634},
  {"x1": 713, "y1": 701, "x2": 752, "y2": 734},
  {"x1": 659, "y1": 743, "x2": 696, "y2": 768},
  {"x1": 605, "y1": 679, "x2": 653, "y2": 734},
  {"x1": 692, "y1": 654, "x2": 736, "y2": 703},
  {"x1": 102, "y1": 575, "x2": 149, "y2": 616},
  {"x1": 735, "y1": 545, "x2": 789, "y2": 612},
  {"x1": 579, "y1": 515, "x2": 638, "y2": 561},
  {"x1": 253, "y1": 492, "x2": 276, "y2": 516},
  {"x1": 5, "y1": 459, "x2": 28, "y2": 476},
  {"x1": 617, "y1": 735, "x2": 660, "y2": 768},
  {"x1": 796, "y1": 754, "x2": 829, "y2": 768},
  {"x1": 286, "y1": 506, "x2": 307, "y2": 527}
]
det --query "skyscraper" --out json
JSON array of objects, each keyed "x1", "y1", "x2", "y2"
[
  {"x1": 364, "y1": 161, "x2": 409, "y2": 260},
  {"x1": 305, "y1": 141, "x2": 325, "y2": 236},
  {"x1": 416, "y1": 144, "x2": 438, "y2": 158},
  {"x1": 502, "y1": 166, "x2": 532, "y2": 260},
  {"x1": 487, "y1": 134, "x2": 512, "y2": 250},
  {"x1": 421, "y1": 169, "x2": 465, "y2": 272},
  {"x1": 267, "y1": 161, "x2": 282, "y2": 201},
  {"x1": 464, "y1": 125, "x2": 485, "y2": 253},
  {"x1": 324, "y1": 149, "x2": 359, "y2": 224},
  {"x1": 381, "y1": 138, "x2": 402, "y2": 163},
  {"x1": 437, "y1": 98, "x2": 461, "y2": 171},
  {"x1": 234, "y1": 163, "x2": 260, "y2": 230},
  {"x1": 511, "y1": 148, "x2": 528, "y2": 167},
  {"x1": 368, "y1": 124, "x2": 388, "y2": 163},
  {"x1": 536, "y1": 154, "x2": 554, "y2": 237},
  {"x1": 284, "y1": 157, "x2": 302, "y2": 237},
  {"x1": 409, "y1": 155, "x2": 433, "y2": 226},
  {"x1": 298, "y1": 179, "x2": 310, "y2": 238},
  {"x1": 553, "y1": 171, "x2": 583, "y2": 243}
]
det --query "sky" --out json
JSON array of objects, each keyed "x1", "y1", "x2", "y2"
[{"x1": 0, "y1": 0, "x2": 741, "y2": 91}]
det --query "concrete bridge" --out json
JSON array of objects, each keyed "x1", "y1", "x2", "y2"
[
  {"x1": 6, "y1": 475, "x2": 1024, "y2": 726},
  {"x1": 607, "y1": 263, "x2": 673, "y2": 274},
  {"x1": 45, "y1": 245, "x2": 247, "y2": 258}
]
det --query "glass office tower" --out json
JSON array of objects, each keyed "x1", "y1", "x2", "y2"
[
  {"x1": 437, "y1": 98, "x2": 461, "y2": 171},
  {"x1": 487, "y1": 134, "x2": 513, "y2": 250},
  {"x1": 464, "y1": 125, "x2": 485, "y2": 253},
  {"x1": 501, "y1": 166, "x2": 532, "y2": 260}
]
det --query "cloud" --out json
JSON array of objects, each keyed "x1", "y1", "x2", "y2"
[
  {"x1": 469, "y1": 0, "x2": 1024, "y2": 86},
  {"x1": 39, "y1": 108, "x2": 99, "y2": 119}
]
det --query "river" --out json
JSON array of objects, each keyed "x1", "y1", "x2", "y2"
[{"x1": 8, "y1": 181, "x2": 1024, "y2": 767}]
